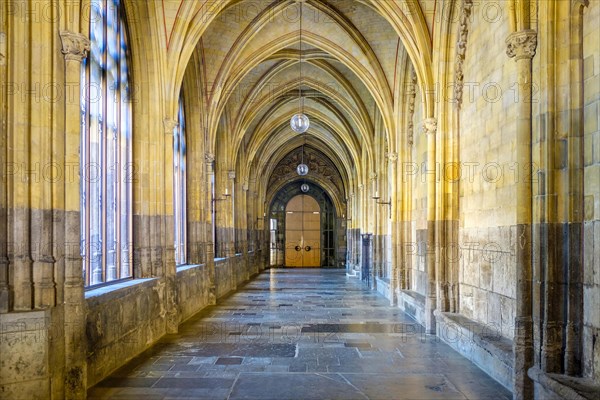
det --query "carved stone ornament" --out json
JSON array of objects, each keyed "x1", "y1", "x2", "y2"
[
  {"x1": 59, "y1": 30, "x2": 91, "y2": 62},
  {"x1": 506, "y1": 29, "x2": 537, "y2": 60},
  {"x1": 205, "y1": 153, "x2": 215, "y2": 163},
  {"x1": 422, "y1": 118, "x2": 438, "y2": 136},
  {"x1": 454, "y1": 0, "x2": 474, "y2": 108},
  {"x1": 268, "y1": 146, "x2": 344, "y2": 197},
  {"x1": 164, "y1": 119, "x2": 178, "y2": 134},
  {"x1": 407, "y1": 68, "x2": 417, "y2": 146},
  {"x1": 386, "y1": 152, "x2": 398, "y2": 163}
]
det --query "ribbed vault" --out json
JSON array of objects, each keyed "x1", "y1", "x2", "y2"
[{"x1": 172, "y1": 0, "x2": 428, "y2": 223}]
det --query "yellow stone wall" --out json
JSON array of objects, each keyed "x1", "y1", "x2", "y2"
[
  {"x1": 458, "y1": 1, "x2": 519, "y2": 339},
  {"x1": 582, "y1": 0, "x2": 600, "y2": 382}
]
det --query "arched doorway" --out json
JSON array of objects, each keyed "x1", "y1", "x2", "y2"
[
  {"x1": 285, "y1": 195, "x2": 321, "y2": 267},
  {"x1": 268, "y1": 181, "x2": 343, "y2": 268}
]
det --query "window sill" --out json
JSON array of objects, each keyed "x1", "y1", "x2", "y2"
[
  {"x1": 176, "y1": 264, "x2": 204, "y2": 273},
  {"x1": 85, "y1": 278, "x2": 158, "y2": 303},
  {"x1": 214, "y1": 257, "x2": 227, "y2": 264}
]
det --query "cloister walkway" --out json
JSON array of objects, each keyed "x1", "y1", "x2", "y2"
[{"x1": 88, "y1": 269, "x2": 511, "y2": 400}]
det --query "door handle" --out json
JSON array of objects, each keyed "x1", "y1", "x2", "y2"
[
  {"x1": 295, "y1": 246, "x2": 302, "y2": 252},
  {"x1": 305, "y1": 246, "x2": 311, "y2": 252}
]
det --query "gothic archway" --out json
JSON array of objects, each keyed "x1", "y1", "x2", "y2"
[{"x1": 268, "y1": 180, "x2": 345, "y2": 269}]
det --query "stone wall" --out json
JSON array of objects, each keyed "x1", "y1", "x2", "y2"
[
  {"x1": 0, "y1": 310, "x2": 55, "y2": 399},
  {"x1": 85, "y1": 279, "x2": 166, "y2": 388},
  {"x1": 457, "y1": 1, "x2": 518, "y2": 340},
  {"x1": 582, "y1": 1, "x2": 600, "y2": 382},
  {"x1": 177, "y1": 265, "x2": 211, "y2": 322},
  {"x1": 408, "y1": 84, "x2": 427, "y2": 297}
]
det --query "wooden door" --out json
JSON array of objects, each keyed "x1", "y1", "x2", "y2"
[{"x1": 285, "y1": 195, "x2": 321, "y2": 267}]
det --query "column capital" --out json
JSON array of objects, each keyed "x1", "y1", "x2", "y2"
[
  {"x1": 164, "y1": 118, "x2": 178, "y2": 134},
  {"x1": 228, "y1": 171, "x2": 236, "y2": 180},
  {"x1": 205, "y1": 153, "x2": 215, "y2": 163},
  {"x1": 506, "y1": 29, "x2": 537, "y2": 61},
  {"x1": 59, "y1": 31, "x2": 90, "y2": 62},
  {"x1": 358, "y1": 184, "x2": 364, "y2": 191},
  {"x1": 386, "y1": 152, "x2": 398, "y2": 163},
  {"x1": 369, "y1": 172, "x2": 377, "y2": 181},
  {"x1": 422, "y1": 118, "x2": 437, "y2": 136}
]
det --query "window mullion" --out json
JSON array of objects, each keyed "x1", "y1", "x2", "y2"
[
  {"x1": 115, "y1": 1, "x2": 122, "y2": 280},
  {"x1": 100, "y1": 0, "x2": 108, "y2": 285}
]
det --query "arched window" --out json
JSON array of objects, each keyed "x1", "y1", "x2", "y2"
[
  {"x1": 173, "y1": 96, "x2": 187, "y2": 265},
  {"x1": 81, "y1": 0, "x2": 132, "y2": 286}
]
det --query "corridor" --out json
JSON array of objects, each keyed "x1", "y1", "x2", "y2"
[{"x1": 88, "y1": 269, "x2": 511, "y2": 400}]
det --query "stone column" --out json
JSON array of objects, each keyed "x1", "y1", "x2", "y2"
[
  {"x1": 59, "y1": 30, "x2": 90, "y2": 399},
  {"x1": 204, "y1": 153, "x2": 216, "y2": 304},
  {"x1": 226, "y1": 170, "x2": 236, "y2": 258},
  {"x1": 369, "y1": 173, "x2": 378, "y2": 288},
  {"x1": 346, "y1": 193, "x2": 353, "y2": 273},
  {"x1": 388, "y1": 152, "x2": 399, "y2": 305},
  {"x1": 164, "y1": 119, "x2": 180, "y2": 333},
  {"x1": 506, "y1": 29, "x2": 537, "y2": 400},
  {"x1": 423, "y1": 118, "x2": 438, "y2": 334}
]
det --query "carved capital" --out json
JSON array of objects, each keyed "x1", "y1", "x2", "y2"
[
  {"x1": 205, "y1": 153, "x2": 215, "y2": 163},
  {"x1": 506, "y1": 29, "x2": 537, "y2": 60},
  {"x1": 59, "y1": 31, "x2": 90, "y2": 62},
  {"x1": 369, "y1": 172, "x2": 377, "y2": 181},
  {"x1": 228, "y1": 171, "x2": 236, "y2": 180},
  {"x1": 358, "y1": 184, "x2": 364, "y2": 191},
  {"x1": 164, "y1": 118, "x2": 178, "y2": 135},
  {"x1": 422, "y1": 118, "x2": 437, "y2": 136},
  {"x1": 386, "y1": 152, "x2": 398, "y2": 163},
  {"x1": 242, "y1": 182, "x2": 249, "y2": 191}
]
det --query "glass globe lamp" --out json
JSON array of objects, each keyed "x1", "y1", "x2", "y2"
[
  {"x1": 301, "y1": 183, "x2": 310, "y2": 193},
  {"x1": 297, "y1": 163, "x2": 309, "y2": 176},
  {"x1": 290, "y1": 113, "x2": 310, "y2": 133}
]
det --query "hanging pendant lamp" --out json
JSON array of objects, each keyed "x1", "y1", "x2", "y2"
[
  {"x1": 297, "y1": 138, "x2": 309, "y2": 176},
  {"x1": 301, "y1": 183, "x2": 310, "y2": 193},
  {"x1": 290, "y1": 1, "x2": 309, "y2": 134}
]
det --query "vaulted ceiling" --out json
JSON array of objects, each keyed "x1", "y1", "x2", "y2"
[{"x1": 166, "y1": 0, "x2": 435, "y2": 201}]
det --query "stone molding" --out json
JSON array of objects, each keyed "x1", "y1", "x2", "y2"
[
  {"x1": 407, "y1": 69, "x2": 417, "y2": 146},
  {"x1": 454, "y1": 0, "x2": 474, "y2": 108},
  {"x1": 506, "y1": 29, "x2": 537, "y2": 60},
  {"x1": 59, "y1": 30, "x2": 90, "y2": 62}
]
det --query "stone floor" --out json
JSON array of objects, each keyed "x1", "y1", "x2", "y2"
[{"x1": 88, "y1": 269, "x2": 512, "y2": 400}]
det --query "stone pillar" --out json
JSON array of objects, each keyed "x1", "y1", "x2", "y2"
[
  {"x1": 346, "y1": 193, "x2": 353, "y2": 273},
  {"x1": 205, "y1": 153, "x2": 216, "y2": 304},
  {"x1": 506, "y1": 29, "x2": 537, "y2": 400},
  {"x1": 59, "y1": 30, "x2": 90, "y2": 399},
  {"x1": 164, "y1": 119, "x2": 180, "y2": 333},
  {"x1": 423, "y1": 117, "x2": 438, "y2": 334},
  {"x1": 369, "y1": 173, "x2": 379, "y2": 287},
  {"x1": 226, "y1": 170, "x2": 236, "y2": 258},
  {"x1": 388, "y1": 152, "x2": 399, "y2": 305}
]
